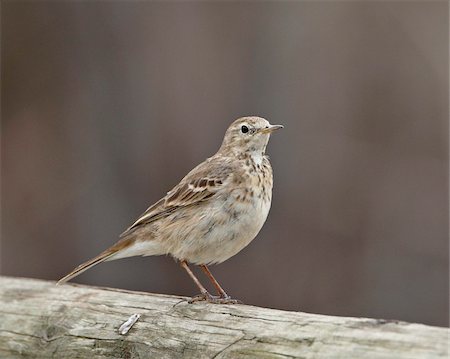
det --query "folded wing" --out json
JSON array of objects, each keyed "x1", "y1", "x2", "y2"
[{"x1": 120, "y1": 157, "x2": 236, "y2": 237}]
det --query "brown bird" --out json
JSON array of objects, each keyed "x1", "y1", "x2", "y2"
[{"x1": 58, "y1": 116, "x2": 283, "y2": 303}]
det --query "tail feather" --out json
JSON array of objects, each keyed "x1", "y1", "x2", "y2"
[{"x1": 57, "y1": 250, "x2": 116, "y2": 285}]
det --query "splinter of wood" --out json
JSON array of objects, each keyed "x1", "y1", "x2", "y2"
[{"x1": 118, "y1": 313, "x2": 141, "y2": 335}]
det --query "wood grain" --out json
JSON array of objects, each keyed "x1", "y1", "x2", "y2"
[{"x1": 0, "y1": 276, "x2": 447, "y2": 358}]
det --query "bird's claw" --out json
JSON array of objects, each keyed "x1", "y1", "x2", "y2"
[
  {"x1": 216, "y1": 297, "x2": 243, "y2": 304},
  {"x1": 188, "y1": 292, "x2": 219, "y2": 303},
  {"x1": 189, "y1": 292, "x2": 242, "y2": 304}
]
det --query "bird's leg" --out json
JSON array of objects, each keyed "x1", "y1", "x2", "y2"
[
  {"x1": 180, "y1": 260, "x2": 217, "y2": 303},
  {"x1": 199, "y1": 265, "x2": 228, "y2": 298},
  {"x1": 200, "y1": 265, "x2": 242, "y2": 304}
]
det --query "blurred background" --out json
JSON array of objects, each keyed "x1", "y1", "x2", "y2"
[{"x1": 2, "y1": 2, "x2": 448, "y2": 327}]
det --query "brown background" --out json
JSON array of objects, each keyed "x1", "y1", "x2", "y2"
[{"x1": 2, "y1": 1, "x2": 448, "y2": 327}]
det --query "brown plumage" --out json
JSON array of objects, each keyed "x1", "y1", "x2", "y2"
[{"x1": 58, "y1": 116, "x2": 283, "y2": 303}]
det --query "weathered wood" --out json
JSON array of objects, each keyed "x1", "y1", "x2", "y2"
[{"x1": 0, "y1": 276, "x2": 447, "y2": 358}]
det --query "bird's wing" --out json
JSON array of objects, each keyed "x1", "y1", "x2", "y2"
[{"x1": 120, "y1": 157, "x2": 235, "y2": 237}]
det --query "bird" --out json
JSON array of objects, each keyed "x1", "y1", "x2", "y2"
[{"x1": 57, "y1": 116, "x2": 283, "y2": 303}]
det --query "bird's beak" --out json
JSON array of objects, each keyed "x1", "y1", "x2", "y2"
[{"x1": 261, "y1": 124, "x2": 284, "y2": 134}]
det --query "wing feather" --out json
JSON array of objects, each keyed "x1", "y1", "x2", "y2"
[{"x1": 120, "y1": 157, "x2": 235, "y2": 237}]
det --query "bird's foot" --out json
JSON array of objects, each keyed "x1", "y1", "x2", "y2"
[
  {"x1": 188, "y1": 292, "x2": 219, "y2": 303},
  {"x1": 189, "y1": 292, "x2": 242, "y2": 304},
  {"x1": 214, "y1": 295, "x2": 243, "y2": 305}
]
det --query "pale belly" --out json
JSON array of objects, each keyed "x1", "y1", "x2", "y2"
[{"x1": 166, "y1": 191, "x2": 272, "y2": 265}]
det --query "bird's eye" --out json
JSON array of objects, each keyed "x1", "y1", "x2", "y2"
[{"x1": 241, "y1": 125, "x2": 249, "y2": 133}]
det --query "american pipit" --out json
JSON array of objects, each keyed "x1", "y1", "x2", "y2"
[{"x1": 58, "y1": 116, "x2": 283, "y2": 303}]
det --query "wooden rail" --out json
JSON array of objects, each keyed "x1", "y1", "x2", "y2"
[{"x1": 0, "y1": 276, "x2": 447, "y2": 358}]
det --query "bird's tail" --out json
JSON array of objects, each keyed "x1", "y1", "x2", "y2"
[
  {"x1": 57, "y1": 236, "x2": 153, "y2": 285},
  {"x1": 57, "y1": 249, "x2": 117, "y2": 285}
]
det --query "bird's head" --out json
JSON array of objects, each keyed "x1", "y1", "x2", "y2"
[{"x1": 218, "y1": 116, "x2": 283, "y2": 157}]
